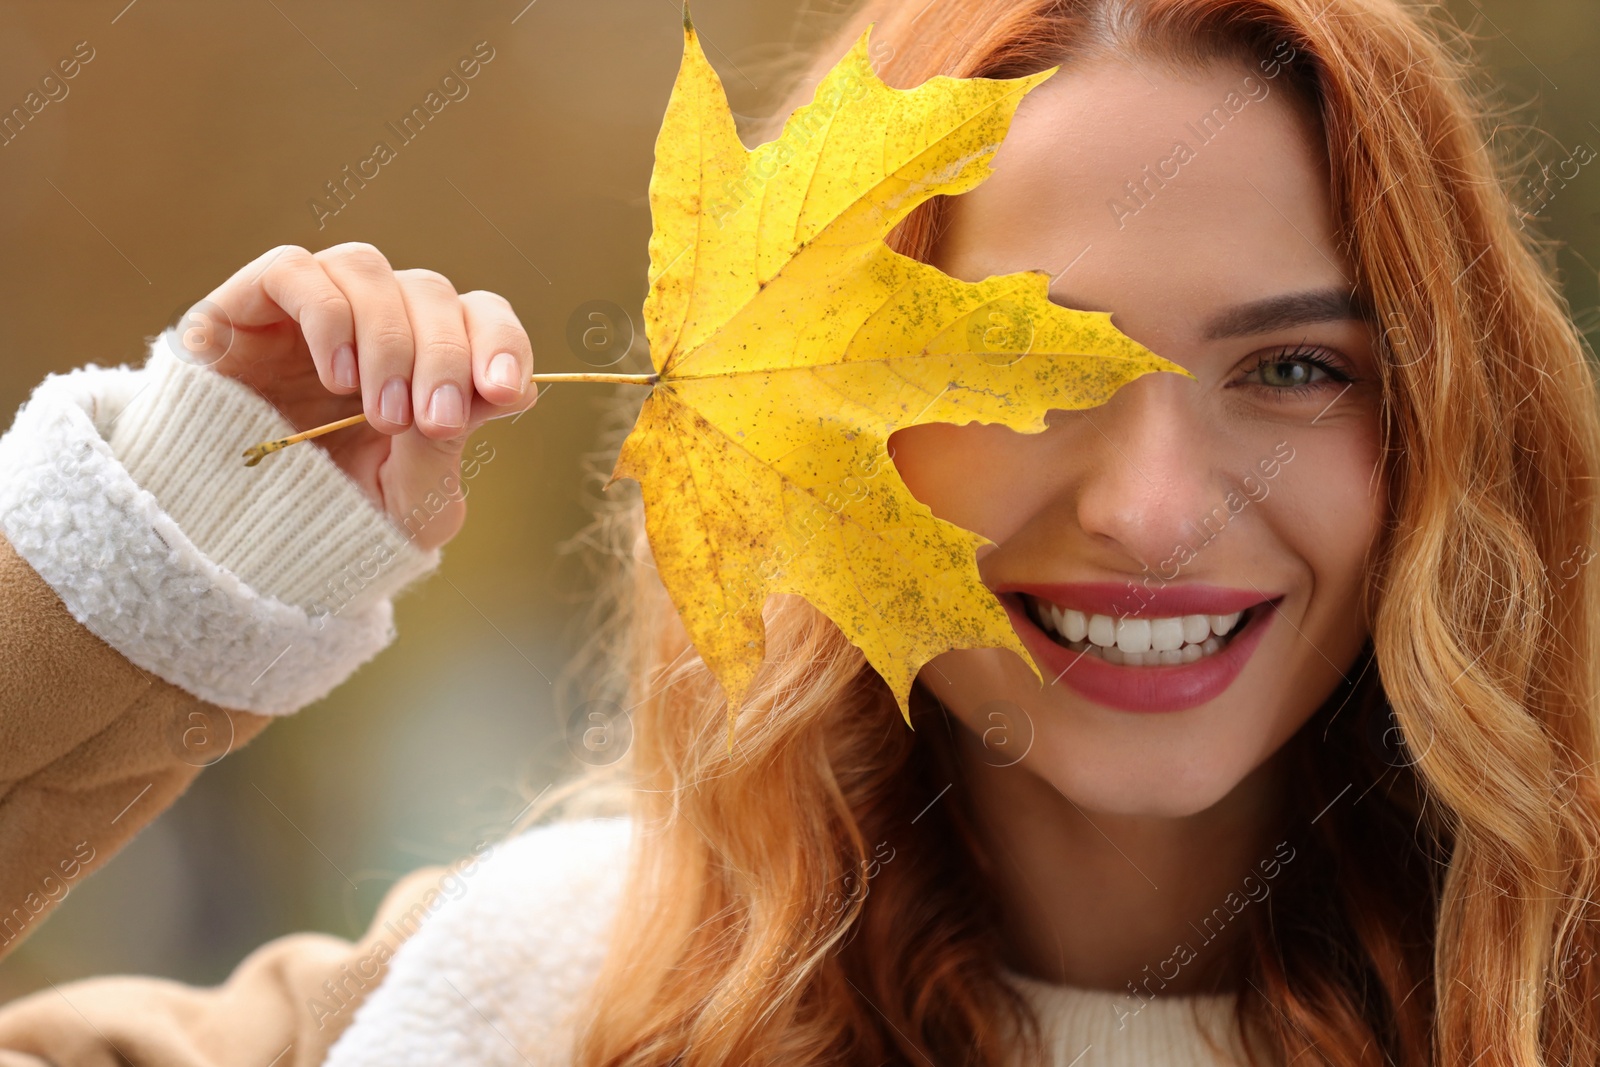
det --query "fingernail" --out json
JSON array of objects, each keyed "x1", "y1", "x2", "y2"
[
  {"x1": 332, "y1": 343, "x2": 357, "y2": 389},
  {"x1": 380, "y1": 376, "x2": 411, "y2": 426},
  {"x1": 487, "y1": 351, "x2": 521, "y2": 392},
  {"x1": 428, "y1": 382, "x2": 465, "y2": 429}
]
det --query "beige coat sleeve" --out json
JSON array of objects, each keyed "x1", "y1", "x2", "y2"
[
  {"x1": 0, "y1": 538, "x2": 450, "y2": 1064},
  {"x1": 0, "y1": 859, "x2": 447, "y2": 1067},
  {"x1": 0, "y1": 532, "x2": 273, "y2": 954},
  {"x1": 0, "y1": 347, "x2": 446, "y2": 1063}
]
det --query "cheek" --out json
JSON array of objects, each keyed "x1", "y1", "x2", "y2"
[
  {"x1": 948, "y1": 694, "x2": 1037, "y2": 769},
  {"x1": 890, "y1": 423, "x2": 985, "y2": 498},
  {"x1": 889, "y1": 423, "x2": 1049, "y2": 541},
  {"x1": 1266, "y1": 429, "x2": 1387, "y2": 629}
]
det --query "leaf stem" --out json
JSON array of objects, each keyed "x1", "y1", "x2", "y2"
[
  {"x1": 241, "y1": 370, "x2": 657, "y2": 466},
  {"x1": 528, "y1": 372, "x2": 658, "y2": 384}
]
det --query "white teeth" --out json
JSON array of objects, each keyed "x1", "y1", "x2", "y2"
[
  {"x1": 1209, "y1": 612, "x2": 1241, "y2": 637},
  {"x1": 1115, "y1": 618, "x2": 1152, "y2": 654},
  {"x1": 1029, "y1": 596, "x2": 1251, "y2": 667},
  {"x1": 1061, "y1": 608, "x2": 1089, "y2": 642},
  {"x1": 1150, "y1": 617, "x2": 1184, "y2": 652}
]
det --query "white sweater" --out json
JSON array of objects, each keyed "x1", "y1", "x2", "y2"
[
  {"x1": 325, "y1": 818, "x2": 1252, "y2": 1067},
  {"x1": 0, "y1": 337, "x2": 1256, "y2": 1067}
]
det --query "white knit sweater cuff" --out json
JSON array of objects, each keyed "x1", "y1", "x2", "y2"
[
  {"x1": 107, "y1": 338, "x2": 440, "y2": 616},
  {"x1": 0, "y1": 334, "x2": 442, "y2": 715}
]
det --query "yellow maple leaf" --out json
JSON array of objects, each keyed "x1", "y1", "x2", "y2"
[{"x1": 609, "y1": 13, "x2": 1188, "y2": 742}]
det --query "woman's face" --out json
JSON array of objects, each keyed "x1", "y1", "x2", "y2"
[{"x1": 892, "y1": 56, "x2": 1386, "y2": 818}]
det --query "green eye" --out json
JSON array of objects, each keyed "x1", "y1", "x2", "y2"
[
  {"x1": 1241, "y1": 347, "x2": 1348, "y2": 392},
  {"x1": 1255, "y1": 359, "x2": 1326, "y2": 387}
]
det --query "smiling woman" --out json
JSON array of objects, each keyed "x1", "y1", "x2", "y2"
[
  {"x1": 551, "y1": 0, "x2": 1600, "y2": 1064},
  {"x1": 894, "y1": 48, "x2": 1384, "y2": 773},
  {"x1": 0, "y1": 0, "x2": 1595, "y2": 1066}
]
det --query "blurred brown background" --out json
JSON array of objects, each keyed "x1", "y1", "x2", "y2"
[{"x1": 0, "y1": 0, "x2": 1594, "y2": 998}]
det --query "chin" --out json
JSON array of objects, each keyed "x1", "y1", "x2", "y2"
[
  {"x1": 929, "y1": 647, "x2": 1311, "y2": 820},
  {"x1": 1015, "y1": 704, "x2": 1296, "y2": 819},
  {"x1": 1045, "y1": 764, "x2": 1248, "y2": 819}
]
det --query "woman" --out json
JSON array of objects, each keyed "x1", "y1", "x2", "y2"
[{"x1": 0, "y1": 0, "x2": 1594, "y2": 1064}]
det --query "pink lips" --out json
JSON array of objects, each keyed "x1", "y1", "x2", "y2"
[{"x1": 994, "y1": 582, "x2": 1280, "y2": 713}]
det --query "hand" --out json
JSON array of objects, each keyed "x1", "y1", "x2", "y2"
[{"x1": 178, "y1": 243, "x2": 538, "y2": 550}]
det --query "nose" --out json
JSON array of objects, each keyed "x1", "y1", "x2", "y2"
[{"x1": 1063, "y1": 372, "x2": 1221, "y2": 571}]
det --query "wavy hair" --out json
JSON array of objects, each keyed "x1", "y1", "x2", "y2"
[{"x1": 526, "y1": 0, "x2": 1600, "y2": 1063}]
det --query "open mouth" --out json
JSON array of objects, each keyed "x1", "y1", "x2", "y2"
[{"x1": 1019, "y1": 592, "x2": 1260, "y2": 667}]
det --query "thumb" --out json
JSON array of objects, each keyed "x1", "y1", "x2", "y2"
[{"x1": 379, "y1": 424, "x2": 471, "y2": 551}]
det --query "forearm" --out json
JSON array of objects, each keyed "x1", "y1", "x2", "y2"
[
  {"x1": 0, "y1": 533, "x2": 273, "y2": 954},
  {"x1": 0, "y1": 336, "x2": 440, "y2": 955}
]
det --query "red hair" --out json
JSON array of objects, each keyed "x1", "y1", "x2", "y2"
[{"x1": 534, "y1": 1, "x2": 1600, "y2": 1063}]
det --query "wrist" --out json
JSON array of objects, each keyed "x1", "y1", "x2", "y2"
[
  {"x1": 108, "y1": 335, "x2": 440, "y2": 616},
  {"x1": 0, "y1": 334, "x2": 440, "y2": 715}
]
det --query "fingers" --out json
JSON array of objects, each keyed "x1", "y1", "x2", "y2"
[
  {"x1": 380, "y1": 281, "x2": 534, "y2": 549},
  {"x1": 460, "y1": 290, "x2": 538, "y2": 429},
  {"x1": 395, "y1": 268, "x2": 475, "y2": 441},
  {"x1": 210, "y1": 241, "x2": 535, "y2": 444},
  {"x1": 201, "y1": 242, "x2": 536, "y2": 550},
  {"x1": 207, "y1": 245, "x2": 355, "y2": 384},
  {"x1": 379, "y1": 427, "x2": 471, "y2": 550},
  {"x1": 314, "y1": 244, "x2": 416, "y2": 433}
]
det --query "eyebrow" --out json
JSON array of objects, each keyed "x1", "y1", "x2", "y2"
[{"x1": 1201, "y1": 287, "x2": 1368, "y2": 340}]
